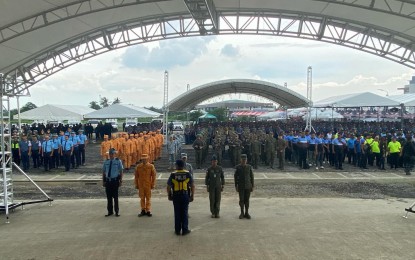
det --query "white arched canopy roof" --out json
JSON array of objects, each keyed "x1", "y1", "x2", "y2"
[
  {"x1": 1, "y1": 0, "x2": 415, "y2": 95},
  {"x1": 167, "y1": 79, "x2": 309, "y2": 111}
]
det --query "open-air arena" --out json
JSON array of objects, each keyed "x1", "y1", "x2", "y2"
[{"x1": 2, "y1": 1, "x2": 415, "y2": 259}]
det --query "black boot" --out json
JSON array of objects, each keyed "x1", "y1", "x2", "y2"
[
  {"x1": 239, "y1": 206, "x2": 244, "y2": 219},
  {"x1": 244, "y1": 206, "x2": 251, "y2": 219},
  {"x1": 138, "y1": 209, "x2": 146, "y2": 217}
]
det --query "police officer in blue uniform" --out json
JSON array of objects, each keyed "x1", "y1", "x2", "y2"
[
  {"x1": 167, "y1": 159, "x2": 194, "y2": 235},
  {"x1": 41, "y1": 135, "x2": 53, "y2": 171},
  {"x1": 78, "y1": 129, "x2": 88, "y2": 166},
  {"x1": 102, "y1": 148, "x2": 123, "y2": 217},
  {"x1": 70, "y1": 131, "x2": 80, "y2": 169},
  {"x1": 19, "y1": 135, "x2": 32, "y2": 171},
  {"x1": 51, "y1": 133, "x2": 61, "y2": 169},
  {"x1": 61, "y1": 134, "x2": 73, "y2": 171}
]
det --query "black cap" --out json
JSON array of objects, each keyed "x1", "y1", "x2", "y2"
[{"x1": 211, "y1": 155, "x2": 217, "y2": 161}]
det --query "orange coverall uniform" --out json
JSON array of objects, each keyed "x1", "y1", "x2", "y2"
[
  {"x1": 134, "y1": 162, "x2": 156, "y2": 212},
  {"x1": 101, "y1": 139, "x2": 112, "y2": 160}
]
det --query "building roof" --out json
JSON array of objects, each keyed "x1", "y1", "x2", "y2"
[
  {"x1": 196, "y1": 99, "x2": 274, "y2": 109},
  {"x1": 17, "y1": 104, "x2": 94, "y2": 121},
  {"x1": 84, "y1": 104, "x2": 161, "y2": 119},
  {"x1": 2, "y1": 1, "x2": 415, "y2": 93},
  {"x1": 168, "y1": 79, "x2": 309, "y2": 111},
  {"x1": 313, "y1": 92, "x2": 400, "y2": 107}
]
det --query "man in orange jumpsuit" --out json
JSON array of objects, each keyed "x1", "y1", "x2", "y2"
[
  {"x1": 156, "y1": 129, "x2": 164, "y2": 159},
  {"x1": 122, "y1": 134, "x2": 131, "y2": 169},
  {"x1": 101, "y1": 135, "x2": 112, "y2": 160},
  {"x1": 127, "y1": 134, "x2": 136, "y2": 168},
  {"x1": 134, "y1": 153, "x2": 157, "y2": 217},
  {"x1": 142, "y1": 135, "x2": 152, "y2": 163}
]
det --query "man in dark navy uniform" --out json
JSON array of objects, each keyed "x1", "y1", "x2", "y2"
[
  {"x1": 167, "y1": 159, "x2": 194, "y2": 235},
  {"x1": 102, "y1": 148, "x2": 124, "y2": 217}
]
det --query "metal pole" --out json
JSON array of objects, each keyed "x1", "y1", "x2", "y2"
[
  {"x1": 0, "y1": 73, "x2": 9, "y2": 223},
  {"x1": 17, "y1": 96, "x2": 21, "y2": 131},
  {"x1": 12, "y1": 162, "x2": 52, "y2": 200}
]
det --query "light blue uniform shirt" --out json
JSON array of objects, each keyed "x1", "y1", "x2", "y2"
[
  {"x1": 103, "y1": 158, "x2": 123, "y2": 179},
  {"x1": 78, "y1": 134, "x2": 87, "y2": 145},
  {"x1": 42, "y1": 140, "x2": 53, "y2": 153},
  {"x1": 62, "y1": 139, "x2": 73, "y2": 151},
  {"x1": 52, "y1": 138, "x2": 61, "y2": 149},
  {"x1": 70, "y1": 135, "x2": 80, "y2": 147}
]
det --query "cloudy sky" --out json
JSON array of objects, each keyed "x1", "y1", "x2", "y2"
[{"x1": 23, "y1": 35, "x2": 414, "y2": 109}]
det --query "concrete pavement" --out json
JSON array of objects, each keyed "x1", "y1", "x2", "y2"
[{"x1": 1, "y1": 197, "x2": 415, "y2": 260}]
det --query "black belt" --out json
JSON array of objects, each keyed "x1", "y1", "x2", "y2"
[
  {"x1": 173, "y1": 190, "x2": 188, "y2": 195},
  {"x1": 106, "y1": 178, "x2": 119, "y2": 182}
]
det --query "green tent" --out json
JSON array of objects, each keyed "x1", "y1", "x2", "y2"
[{"x1": 199, "y1": 113, "x2": 217, "y2": 119}]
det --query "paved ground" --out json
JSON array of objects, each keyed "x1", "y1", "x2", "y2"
[{"x1": 1, "y1": 197, "x2": 414, "y2": 260}]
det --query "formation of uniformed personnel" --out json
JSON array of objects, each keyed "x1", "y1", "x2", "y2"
[
  {"x1": 104, "y1": 131, "x2": 163, "y2": 168},
  {"x1": 134, "y1": 153, "x2": 157, "y2": 217},
  {"x1": 102, "y1": 148, "x2": 123, "y2": 217},
  {"x1": 234, "y1": 154, "x2": 254, "y2": 219},
  {"x1": 167, "y1": 159, "x2": 194, "y2": 236},
  {"x1": 205, "y1": 155, "x2": 225, "y2": 218}
]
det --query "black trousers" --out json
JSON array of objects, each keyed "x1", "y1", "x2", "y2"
[
  {"x1": 79, "y1": 144, "x2": 86, "y2": 165},
  {"x1": 63, "y1": 151, "x2": 71, "y2": 171},
  {"x1": 71, "y1": 147, "x2": 80, "y2": 168},
  {"x1": 31, "y1": 150, "x2": 40, "y2": 168},
  {"x1": 298, "y1": 147, "x2": 307, "y2": 169},
  {"x1": 12, "y1": 149, "x2": 20, "y2": 165},
  {"x1": 238, "y1": 189, "x2": 251, "y2": 209},
  {"x1": 52, "y1": 149, "x2": 60, "y2": 168},
  {"x1": 43, "y1": 152, "x2": 52, "y2": 171},
  {"x1": 105, "y1": 181, "x2": 119, "y2": 214},
  {"x1": 389, "y1": 153, "x2": 399, "y2": 169}
]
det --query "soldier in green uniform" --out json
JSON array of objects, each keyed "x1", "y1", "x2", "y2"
[
  {"x1": 265, "y1": 132, "x2": 276, "y2": 168},
  {"x1": 276, "y1": 133, "x2": 287, "y2": 170},
  {"x1": 205, "y1": 155, "x2": 225, "y2": 218},
  {"x1": 251, "y1": 134, "x2": 261, "y2": 169},
  {"x1": 234, "y1": 154, "x2": 254, "y2": 219},
  {"x1": 192, "y1": 134, "x2": 204, "y2": 169}
]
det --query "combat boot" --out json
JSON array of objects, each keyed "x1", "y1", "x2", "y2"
[
  {"x1": 239, "y1": 207, "x2": 244, "y2": 219},
  {"x1": 245, "y1": 207, "x2": 251, "y2": 219}
]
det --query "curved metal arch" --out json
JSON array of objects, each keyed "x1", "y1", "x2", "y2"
[
  {"x1": 167, "y1": 79, "x2": 310, "y2": 111},
  {"x1": 4, "y1": 11, "x2": 415, "y2": 95}
]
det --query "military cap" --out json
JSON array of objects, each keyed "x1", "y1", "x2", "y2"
[
  {"x1": 52, "y1": 133, "x2": 58, "y2": 137},
  {"x1": 78, "y1": 129, "x2": 84, "y2": 132},
  {"x1": 71, "y1": 131, "x2": 76, "y2": 134},
  {"x1": 211, "y1": 155, "x2": 217, "y2": 161},
  {"x1": 181, "y1": 153, "x2": 187, "y2": 158},
  {"x1": 241, "y1": 154, "x2": 247, "y2": 159},
  {"x1": 109, "y1": 148, "x2": 116, "y2": 155}
]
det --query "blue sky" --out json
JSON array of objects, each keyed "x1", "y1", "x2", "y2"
[{"x1": 26, "y1": 35, "x2": 414, "y2": 109}]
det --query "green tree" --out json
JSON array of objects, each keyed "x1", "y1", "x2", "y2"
[
  {"x1": 209, "y1": 108, "x2": 227, "y2": 122},
  {"x1": 145, "y1": 106, "x2": 163, "y2": 113},
  {"x1": 188, "y1": 110, "x2": 204, "y2": 121},
  {"x1": 100, "y1": 97, "x2": 110, "y2": 107},
  {"x1": 89, "y1": 101, "x2": 101, "y2": 110},
  {"x1": 21, "y1": 102, "x2": 37, "y2": 113},
  {"x1": 113, "y1": 97, "x2": 121, "y2": 104}
]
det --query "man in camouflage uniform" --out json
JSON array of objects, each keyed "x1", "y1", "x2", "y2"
[
  {"x1": 234, "y1": 154, "x2": 254, "y2": 219},
  {"x1": 205, "y1": 155, "x2": 225, "y2": 218}
]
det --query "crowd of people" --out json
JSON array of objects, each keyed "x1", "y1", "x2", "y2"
[{"x1": 182, "y1": 120, "x2": 415, "y2": 175}]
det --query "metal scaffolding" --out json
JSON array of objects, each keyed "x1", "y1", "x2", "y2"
[
  {"x1": 0, "y1": 74, "x2": 53, "y2": 223},
  {"x1": 305, "y1": 66, "x2": 314, "y2": 132},
  {"x1": 163, "y1": 70, "x2": 169, "y2": 143}
]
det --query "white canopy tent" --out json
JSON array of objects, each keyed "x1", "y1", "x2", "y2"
[
  {"x1": 16, "y1": 104, "x2": 94, "y2": 121},
  {"x1": 84, "y1": 104, "x2": 161, "y2": 119},
  {"x1": 387, "y1": 94, "x2": 415, "y2": 107},
  {"x1": 313, "y1": 92, "x2": 400, "y2": 108}
]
